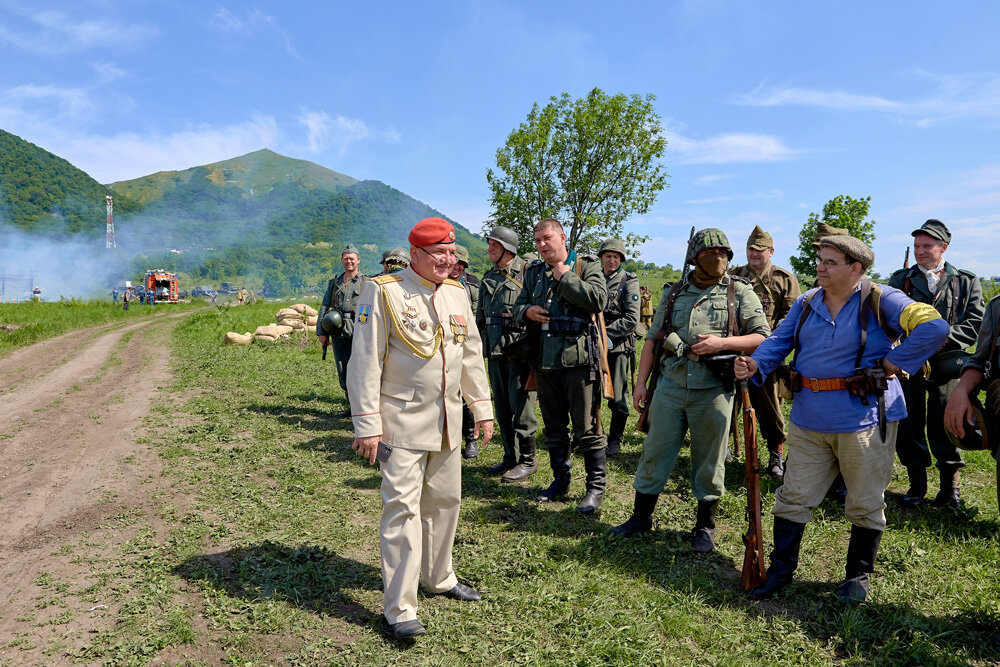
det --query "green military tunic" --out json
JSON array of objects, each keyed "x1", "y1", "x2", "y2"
[
  {"x1": 635, "y1": 275, "x2": 770, "y2": 500},
  {"x1": 513, "y1": 250, "x2": 609, "y2": 455},
  {"x1": 889, "y1": 262, "x2": 985, "y2": 472},
  {"x1": 477, "y1": 256, "x2": 537, "y2": 466},
  {"x1": 316, "y1": 272, "x2": 367, "y2": 395},
  {"x1": 729, "y1": 262, "x2": 802, "y2": 449},
  {"x1": 603, "y1": 267, "x2": 641, "y2": 419}
]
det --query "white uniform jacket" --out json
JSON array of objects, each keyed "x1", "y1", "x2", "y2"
[{"x1": 348, "y1": 267, "x2": 493, "y2": 451}]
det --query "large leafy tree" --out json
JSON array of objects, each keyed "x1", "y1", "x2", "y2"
[
  {"x1": 790, "y1": 195, "x2": 877, "y2": 278},
  {"x1": 486, "y1": 88, "x2": 667, "y2": 256}
]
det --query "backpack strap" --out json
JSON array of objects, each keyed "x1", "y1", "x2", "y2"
[{"x1": 726, "y1": 279, "x2": 737, "y2": 337}]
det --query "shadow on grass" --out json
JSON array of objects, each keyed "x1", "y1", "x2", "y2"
[
  {"x1": 176, "y1": 541, "x2": 415, "y2": 645},
  {"x1": 546, "y1": 521, "x2": 999, "y2": 665}
]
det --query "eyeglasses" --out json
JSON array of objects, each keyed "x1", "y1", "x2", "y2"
[
  {"x1": 417, "y1": 246, "x2": 456, "y2": 263},
  {"x1": 816, "y1": 258, "x2": 851, "y2": 268}
]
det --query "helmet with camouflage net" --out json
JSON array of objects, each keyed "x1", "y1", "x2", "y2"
[
  {"x1": 454, "y1": 244, "x2": 470, "y2": 266},
  {"x1": 686, "y1": 228, "x2": 734, "y2": 263},
  {"x1": 389, "y1": 247, "x2": 409, "y2": 266},
  {"x1": 486, "y1": 225, "x2": 519, "y2": 255},
  {"x1": 598, "y1": 238, "x2": 627, "y2": 262}
]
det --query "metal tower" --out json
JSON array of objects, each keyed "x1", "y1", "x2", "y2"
[{"x1": 105, "y1": 195, "x2": 116, "y2": 249}]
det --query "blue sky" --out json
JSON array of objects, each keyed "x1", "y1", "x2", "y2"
[{"x1": 2, "y1": 1, "x2": 1000, "y2": 277}]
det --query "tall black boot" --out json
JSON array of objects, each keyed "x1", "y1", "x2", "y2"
[
  {"x1": 606, "y1": 412, "x2": 628, "y2": 457},
  {"x1": 461, "y1": 404, "x2": 478, "y2": 459},
  {"x1": 750, "y1": 517, "x2": 807, "y2": 599},
  {"x1": 835, "y1": 524, "x2": 883, "y2": 603},
  {"x1": 502, "y1": 437, "x2": 537, "y2": 483},
  {"x1": 692, "y1": 499, "x2": 719, "y2": 553},
  {"x1": 933, "y1": 465, "x2": 962, "y2": 509},
  {"x1": 577, "y1": 447, "x2": 607, "y2": 514},
  {"x1": 537, "y1": 445, "x2": 571, "y2": 502},
  {"x1": 901, "y1": 465, "x2": 927, "y2": 508},
  {"x1": 610, "y1": 492, "x2": 658, "y2": 537}
]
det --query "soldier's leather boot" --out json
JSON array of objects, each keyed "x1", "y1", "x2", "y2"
[
  {"x1": 502, "y1": 437, "x2": 537, "y2": 483},
  {"x1": 900, "y1": 466, "x2": 927, "y2": 508},
  {"x1": 692, "y1": 499, "x2": 719, "y2": 553},
  {"x1": 606, "y1": 412, "x2": 628, "y2": 457},
  {"x1": 462, "y1": 439, "x2": 479, "y2": 460},
  {"x1": 537, "y1": 445, "x2": 571, "y2": 502},
  {"x1": 610, "y1": 492, "x2": 658, "y2": 537},
  {"x1": 750, "y1": 517, "x2": 807, "y2": 599},
  {"x1": 836, "y1": 524, "x2": 883, "y2": 603},
  {"x1": 577, "y1": 447, "x2": 607, "y2": 514},
  {"x1": 766, "y1": 450, "x2": 785, "y2": 478},
  {"x1": 933, "y1": 465, "x2": 962, "y2": 509}
]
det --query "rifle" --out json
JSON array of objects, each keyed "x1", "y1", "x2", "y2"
[
  {"x1": 321, "y1": 337, "x2": 330, "y2": 360},
  {"x1": 739, "y1": 378, "x2": 767, "y2": 591},
  {"x1": 729, "y1": 401, "x2": 741, "y2": 460},
  {"x1": 903, "y1": 247, "x2": 910, "y2": 269},
  {"x1": 637, "y1": 226, "x2": 696, "y2": 433}
]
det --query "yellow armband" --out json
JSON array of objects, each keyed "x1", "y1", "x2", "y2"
[{"x1": 899, "y1": 302, "x2": 943, "y2": 335}]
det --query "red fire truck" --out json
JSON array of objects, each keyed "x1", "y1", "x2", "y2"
[{"x1": 144, "y1": 270, "x2": 179, "y2": 303}]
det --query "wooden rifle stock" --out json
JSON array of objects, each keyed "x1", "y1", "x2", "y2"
[
  {"x1": 739, "y1": 379, "x2": 768, "y2": 591},
  {"x1": 635, "y1": 334, "x2": 664, "y2": 433}
]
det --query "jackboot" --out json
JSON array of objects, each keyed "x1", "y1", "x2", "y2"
[
  {"x1": 836, "y1": 524, "x2": 883, "y2": 603},
  {"x1": 933, "y1": 465, "x2": 962, "y2": 509},
  {"x1": 501, "y1": 437, "x2": 537, "y2": 483},
  {"x1": 609, "y1": 492, "x2": 658, "y2": 537},
  {"x1": 900, "y1": 465, "x2": 927, "y2": 508},
  {"x1": 537, "y1": 444, "x2": 571, "y2": 502},
  {"x1": 577, "y1": 447, "x2": 607, "y2": 514},
  {"x1": 692, "y1": 499, "x2": 719, "y2": 553},
  {"x1": 462, "y1": 438, "x2": 479, "y2": 460},
  {"x1": 750, "y1": 517, "x2": 807, "y2": 599},
  {"x1": 766, "y1": 451, "x2": 785, "y2": 478},
  {"x1": 606, "y1": 412, "x2": 628, "y2": 457}
]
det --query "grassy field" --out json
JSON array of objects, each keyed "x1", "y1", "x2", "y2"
[
  {"x1": 0, "y1": 298, "x2": 204, "y2": 355},
  {"x1": 11, "y1": 299, "x2": 1000, "y2": 665}
]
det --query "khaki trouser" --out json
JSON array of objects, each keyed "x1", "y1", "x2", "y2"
[
  {"x1": 379, "y1": 440, "x2": 460, "y2": 624},
  {"x1": 774, "y1": 421, "x2": 899, "y2": 531}
]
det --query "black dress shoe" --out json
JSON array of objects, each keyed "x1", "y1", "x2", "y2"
[
  {"x1": 390, "y1": 619, "x2": 426, "y2": 639},
  {"x1": 336, "y1": 409, "x2": 351, "y2": 419},
  {"x1": 442, "y1": 582, "x2": 481, "y2": 601},
  {"x1": 462, "y1": 440, "x2": 479, "y2": 459}
]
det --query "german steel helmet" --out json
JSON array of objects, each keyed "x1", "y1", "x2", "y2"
[
  {"x1": 322, "y1": 309, "x2": 344, "y2": 334},
  {"x1": 454, "y1": 244, "x2": 470, "y2": 266},
  {"x1": 486, "y1": 225, "x2": 518, "y2": 254},
  {"x1": 389, "y1": 248, "x2": 409, "y2": 265},
  {"x1": 944, "y1": 392, "x2": 998, "y2": 452},
  {"x1": 598, "y1": 238, "x2": 627, "y2": 262},
  {"x1": 687, "y1": 228, "x2": 733, "y2": 263},
  {"x1": 928, "y1": 350, "x2": 973, "y2": 384}
]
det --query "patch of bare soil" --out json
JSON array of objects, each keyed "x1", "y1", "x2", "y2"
[{"x1": 0, "y1": 313, "x2": 211, "y2": 664}]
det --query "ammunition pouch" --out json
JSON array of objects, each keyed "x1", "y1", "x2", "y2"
[
  {"x1": 500, "y1": 324, "x2": 539, "y2": 365},
  {"x1": 775, "y1": 364, "x2": 801, "y2": 394},
  {"x1": 845, "y1": 367, "x2": 888, "y2": 405},
  {"x1": 486, "y1": 314, "x2": 522, "y2": 332},
  {"x1": 545, "y1": 315, "x2": 588, "y2": 335},
  {"x1": 701, "y1": 352, "x2": 740, "y2": 393}
]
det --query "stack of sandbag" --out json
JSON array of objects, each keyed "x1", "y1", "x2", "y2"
[
  {"x1": 253, "y1": 323, "x2": 292, "y2": 342},
  {"x1": 275, "y1": 307, "x2": 307, "y2": 332},
  {"x1": 289, "y1": 303, "x2": 319, "y2": 328},
  {"x1": 223, "y1": 331, "x2": 253, "y2": 345}
]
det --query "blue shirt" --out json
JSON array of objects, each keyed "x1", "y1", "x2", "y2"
[{"x1": 751, "y1": 283, "x2": 949, "y2": 434}]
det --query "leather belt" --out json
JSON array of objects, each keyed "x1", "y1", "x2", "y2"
[
  {"x1": 486, "y1": 316, "x2": 511, "y2": 325},
  {"x1": 342, "y1": 311, "x2": 355, "y2": 321},
  {"x1": 801, "y1": 376, "x2": 849, "y2": 392}
]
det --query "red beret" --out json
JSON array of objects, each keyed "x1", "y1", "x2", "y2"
[{"x1": 409, "y1": 217, "x2": 456, "y2": 247}]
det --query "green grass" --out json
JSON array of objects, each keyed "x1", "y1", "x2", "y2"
[
  {"x1": 0, "y1": 298, "x2": 203, "y2": 355},
  {"x1": 17, "y1": 299, "x2": 1000, "y2": 665}
]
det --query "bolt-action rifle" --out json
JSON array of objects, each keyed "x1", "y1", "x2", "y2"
[
  {"x1": 739, "y1": 378, "x2": 767, "y2": 591},
  {"x1": 903, "y1": 247, "x2": 910, "y2": 269},
  {"x1": 637, "y1": 226, "x2": 695, "y2": 433}
]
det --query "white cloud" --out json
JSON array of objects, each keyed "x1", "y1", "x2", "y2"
[
  {"x1": 666, "y1": 130, "x2": 795, "y2": 164},
  {"x1": 209, "y1": 8, "x2": 301, "y2": 59},
  {"x1": 297, "y1": 110, "x2": 370, "y2": 156},
  {"x1": 735, "y1": 70, "x2": 1000, "y2": 125},
  {"x1": 5, "y1": 84, "x2": 93, "y2": 118},
  {"x1": 693, "y1": 174, "x2": 732, "y2": 186},
  {"x1": 0, "y1": 9, "x2": 155, "y2": 54}
]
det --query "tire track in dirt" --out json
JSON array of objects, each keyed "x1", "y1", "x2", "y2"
[{"x1": 0, "y1": 312, "x2": 193, "y2": 658}]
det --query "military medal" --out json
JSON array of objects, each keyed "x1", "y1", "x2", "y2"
[
  {"x1": 450, "y1": 314, "x2": 468, "y2": 343},
  {"x1": 419, "y1": 320, "x2": 428, "y2": 331}
]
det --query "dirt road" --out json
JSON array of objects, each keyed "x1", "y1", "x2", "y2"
[{"x1": 0, "y1": 314, "x2": 189, "y2": 662}]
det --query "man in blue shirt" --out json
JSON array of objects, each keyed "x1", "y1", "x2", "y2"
[{"x1": 736, "y1": 235, "x2": 948, "y2": 603}]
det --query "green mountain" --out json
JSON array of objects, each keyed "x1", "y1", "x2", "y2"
[
  {"x1": 0, "y1": 129, "x2": 137, "y2": 235},
  {"x1": 110, "y1": 148, "x2": 357, "y2": 204},
  {"x1": 0, "y1": 132, "x2": 487, "y2": 295}
]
